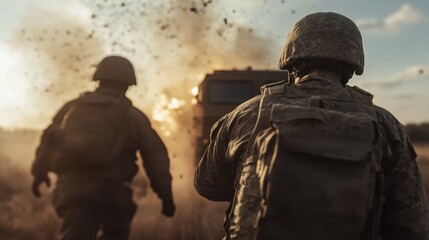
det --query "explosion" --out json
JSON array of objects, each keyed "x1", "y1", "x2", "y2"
[
  {"x1": 0, "y1": 0, "x2": 282, "y2": 239},
  {"x1": 152, "y1": 94, "x2": 186, "y2": 137}
]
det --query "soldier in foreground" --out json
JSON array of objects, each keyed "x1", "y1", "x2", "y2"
[
  {"x1": 195, "y1": 12, "x2": 429, "y2": 240},
  {"x1": 31, "y1": 56, "x2": 175, "y2": 240}
]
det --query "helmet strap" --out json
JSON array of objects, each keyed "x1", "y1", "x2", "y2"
[{"x1": 289, "y1": 62, "x2": 308, "y2": 84}]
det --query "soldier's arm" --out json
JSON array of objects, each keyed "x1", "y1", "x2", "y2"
[
  {"x1": 31, "y1": 100, "x2": 76, "y2": 178},
  {"x1": 131, "y1": 108, "x2": 173, "y2": 201},
  {"x1": 194, "y1": 115, "x2": 236, "y2": 201},
  {"x1": 376, "y1": 107, "x2": 429, "y2": 239},
  {"x1": 194, "y1": 97, "x2": 261, "y2": 201}
]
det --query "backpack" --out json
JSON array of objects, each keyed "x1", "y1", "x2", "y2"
[
  {"x1": 227, "y1": 81, "x2": 385, "y2": 240},
  {"x1": 52, "y1": 92, "x2": 132, "y2": 170}
]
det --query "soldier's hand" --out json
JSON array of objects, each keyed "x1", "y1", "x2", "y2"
[
  {"x1": 161, "y1": 198, "x2": 176, "y2": 217},
  {"x1": 31, "y1": 174, "x2": 51, "y2": 198}
]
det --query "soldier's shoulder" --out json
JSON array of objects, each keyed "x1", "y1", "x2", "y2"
[
  {"x1": 373, "y1": 105, "x2": 408, "y2": 143},
  {"x1": 239, "y1": 95, "x2": 261, "y2": 109},
  {"x1": 351, "y1": 85, "x2": 373, "y2": 98},
  {"x1": 63, "y1": 98, "x2": 80, "y2": 107},
  {"x1": 129, "y1": 106, "x2": 151, "y2": 122},
  {"x1": 221, "y1": 96, "x2": 261, "y2": 130},
  {"x1": 230, "y1": 95, "x2": 261, "y2": 118},
  {"x1": 373, "y1": 105, "x2": 401, "y2": 127},
  {"x1": 262, "y1": 80, "x2": 286, "y2": 95},
  {"x1": 210, "y1": 96, "x2": 261, "y2": 134},
  {"x1": 57, "y1": 95, "x2": 84, "y2": 112},
  {"x1": 129, "y1": 106, "x2": 147, "y2": 115}
]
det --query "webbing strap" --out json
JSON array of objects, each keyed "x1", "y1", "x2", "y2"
[
  {"x1": 226, "y1": 88, "x2": 273, "y2": 238},
  {"x1": 245, "y1": 88, "x2": 273, "y2": 158}
]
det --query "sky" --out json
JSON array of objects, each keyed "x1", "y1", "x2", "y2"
[{"x1": 0, "y1": 0, "x2": 428, "y2": 129}]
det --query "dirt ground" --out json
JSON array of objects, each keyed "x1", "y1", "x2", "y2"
[
  {"x1": 0, "y1": 129, "x2": 228, "y2": 240},
  {"x1": 1, "y1": 130, "x2": 428, "y2": 240}
]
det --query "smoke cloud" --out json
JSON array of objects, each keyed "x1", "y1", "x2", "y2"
[
  {"x1": 1, "y1": 0, "x2": 279, "y2": 239},
  {"x1": 0, "y1": 129, "x2": 59, "y2": 240}
]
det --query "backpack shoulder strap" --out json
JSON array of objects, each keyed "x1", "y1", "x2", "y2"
[
  {"x1": 226, "y1": 86, "x2": 279, "y2": 235},
  {"x1": 260, "y1": 80, "x2": 287, "y2": 96},
  {"x1": 344, "y1": 86, "x2": 378, "y2": 120},
  {"x1": 352, "y1": 86, "x2": 374, "y2": 100},
  {"x1": 245, "y1": 87, "x2": 276, "y2": 158},
  {"x1": 246, "y1": 80, "x2": 307, "y2": 158},
  {"x1": 245, "y1": 80, "x2": 289, "y2": 157},
  {"x1": 346, "y1": 86, "x2": 386, "y2": 239}
]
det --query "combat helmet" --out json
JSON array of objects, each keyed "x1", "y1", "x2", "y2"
[
  {"x1": 93, "y1": 56, "x2": 137, "y2": 85},
  {"x1": 278, "y1": 12, "x2": 364, "y2": 76}
]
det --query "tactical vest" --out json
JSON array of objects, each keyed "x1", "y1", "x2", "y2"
[
  {"x1": 52, "y1": 92, "x2": 132, "y2": 171},
  {"x1": 227, "y1": 81, "x2": 385, "y2": 240}
]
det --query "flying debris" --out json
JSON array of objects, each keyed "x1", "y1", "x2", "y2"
[
  {"x1": 202, "y1": 0, "x2": 213, "y2": 7},
  {"x1": 160, "y1": 24, "x2": 170, "y2": 30},
  {"x1": 190, "y1": 7, "x2": 198, "y2": 14},
  {"x1": 86, "y1": 32, "x2": 94, "y2": 39}
]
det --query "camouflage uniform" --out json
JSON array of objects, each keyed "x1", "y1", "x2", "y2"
[
  {"x1": 32, "y1": 87, "x2": 173, "y2": 240},
  {"x1": 194, "y1": 78, "x2": 429, "y2": 239}
]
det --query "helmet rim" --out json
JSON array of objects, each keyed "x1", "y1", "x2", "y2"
[{"x1": 278, "y1": 12, "x2": 364, "y2": 76}]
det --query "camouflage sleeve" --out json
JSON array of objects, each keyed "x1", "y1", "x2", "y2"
[
  {"x1": 130, "y1": 108, "x2": 173, "y2": 201},
  {"x1": 375, "y1": 106, "x2": 429, "y2": 239},
  {"x1": 194, "y1": 97, "x2": 261, "y2": 201},
  {"x1": 31, "y1": 100, "x2": 77, "y2": 178},
  {"x1": 194, "y1": 115, "x2": 235, "y2": 201}
]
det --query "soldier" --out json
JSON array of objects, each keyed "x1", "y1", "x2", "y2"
[
  {"x1": 194, "y1": 12, "x2": 429, "y2": 240},
  {"x1": 31, "y1": 56, "x2": 175, "y2": 240}
]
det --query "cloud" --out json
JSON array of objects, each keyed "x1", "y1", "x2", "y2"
[
  {"x1": 377, "y1": 64, "x2": 429, "y2": 87},
  {"x1": 356, "y1": 4, "x2": 427, "y2": 32}
]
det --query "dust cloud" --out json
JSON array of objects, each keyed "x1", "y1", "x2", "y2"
[
  {"x1": 1, "y1": 0, "x2": 280, "y2": 239},
  {"x1": 0, "y1": 129, "x2": 59, "y2": 239},
  {"x1": 6, "y1": 5, "x2": 104, "y2": 128}
]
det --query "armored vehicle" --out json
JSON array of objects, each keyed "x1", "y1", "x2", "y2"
[{"x1": 192, "y1": 69, "x2": 287, "y2": 161}]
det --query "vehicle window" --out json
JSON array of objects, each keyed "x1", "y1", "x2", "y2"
[{"x1": 209, "y1": 81, "x2": 253, "y2": 104}]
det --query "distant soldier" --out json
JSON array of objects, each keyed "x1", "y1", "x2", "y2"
[
  {"x1": 195, "y1": 12, "x2": 429, "y2": 240},
  {"x1": 31, "y1": 56, "x2": 175, "y2": 240}
]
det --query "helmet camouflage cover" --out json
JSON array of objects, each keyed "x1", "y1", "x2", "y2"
[
  {"x1": 278, "y1": 12, "x2": 364, "y2": 75},
  {"x1": 93, "y1": 55, "x2": 137, "y2": 85}
]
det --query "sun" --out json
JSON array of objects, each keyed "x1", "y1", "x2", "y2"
[{"x1": 0, "y1": 42, "x2": 34, "y2": 129}]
